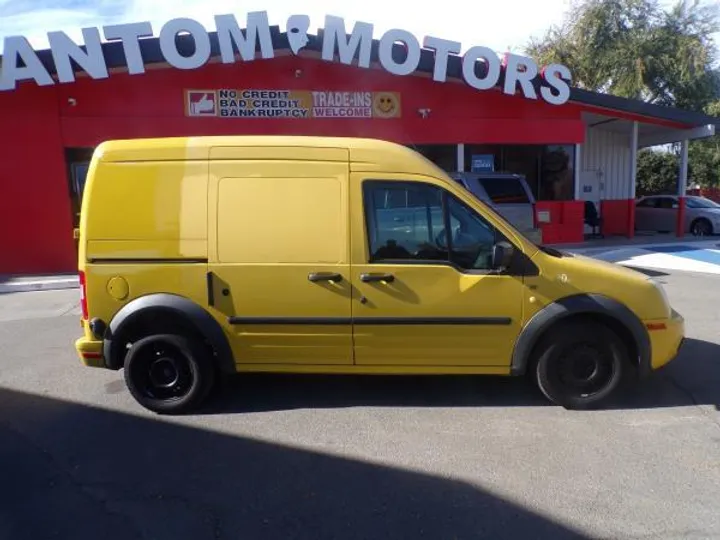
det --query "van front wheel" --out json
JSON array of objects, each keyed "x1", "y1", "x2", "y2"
[
  {"x1": 533, "y1": 321, "x2": 628, "y2": 409},
  {"x1": 123, "y1": 333, "x2": 215, "y2": 414}
]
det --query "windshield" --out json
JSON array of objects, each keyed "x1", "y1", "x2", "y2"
[{"x1": 686, "y1": 196, "x2": 720, "y2": 209}]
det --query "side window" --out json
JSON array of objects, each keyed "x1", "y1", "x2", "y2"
[
  {"x1": 636, "y1": 198, "x2": 656, "y2": 208},
  {"x1": 364, "y1": 182, "x2": 447, "y2": 262},
  {"x1": 446, "y1": 195, "x2": 498, "y2": 270},
  {"x1": 363, "y1": 181, "x2": 502, "y2": 271},
  {"x1": 657, "y1": 197, "x2": 678, "y2": 209}
]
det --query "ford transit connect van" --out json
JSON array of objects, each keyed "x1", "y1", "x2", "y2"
[{"x1": 75, "y1": 136, "x2": 684, "y2": 414}]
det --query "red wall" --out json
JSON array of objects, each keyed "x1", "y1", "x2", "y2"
[
  {"x1": 0, "y1": 84, "x2": 75, "y2": 275},
  {"x1": 0, "y1": 56, "x2": 588, "y2": 275}
]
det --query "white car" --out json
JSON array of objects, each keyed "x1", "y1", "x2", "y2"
[{"x1": 635, "y1": 195, "x2": 720, "y2": 236}]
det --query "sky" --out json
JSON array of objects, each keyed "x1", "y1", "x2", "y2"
[
  {"x1": 0, "y1": 0, "x2": 717, "y2": 57},
  {"x1": 0, "y1": 0, "x2": 580, "y2": 56}
]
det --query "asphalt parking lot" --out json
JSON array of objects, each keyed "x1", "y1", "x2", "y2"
[{"x1": 1, "y1": 267, "x2": 719, "y2": 540}]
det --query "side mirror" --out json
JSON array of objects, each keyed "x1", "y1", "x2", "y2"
[{"x1": 491, "y1": 241, "x2": 514, "y2": 271}]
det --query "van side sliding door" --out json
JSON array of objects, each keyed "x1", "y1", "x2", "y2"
[{"x1": 207, "y1": 147, "x2": 354, "y2": 366}]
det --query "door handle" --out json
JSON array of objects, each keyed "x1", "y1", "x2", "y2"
[
  {"x1": 360, "y1": 273, "x2": 395, "y2": 283},
  {"x1": 308, "y1": 272, "x2": 343, "y2": 283}
]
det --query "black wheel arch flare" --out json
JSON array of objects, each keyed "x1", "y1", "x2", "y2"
[
  {"x1": 103, "y1": 293, "x2": 651, "y2": 378},
  {"x1": 102, "y1": 293, "x2": 235, "y2": 374},
  {"x1": 510, "y1": 293, "x2": 652, "y2": 377}
]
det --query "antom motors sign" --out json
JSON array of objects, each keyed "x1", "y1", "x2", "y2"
[
  {"x1": 186, "y1": 89, "x2": 401, "y2": 119},
  {"x1": 0, "y1": 11, "x2": 573, "y2": 106}
]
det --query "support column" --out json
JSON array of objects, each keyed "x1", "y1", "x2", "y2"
[
  {"x1": 457, "y1": 144, "x2": 465, "y2": 172},
  {"x1": 573, "y1": 143, "x2": 581, "y2": 200},
  {"x1": 676, "y1": 139, "x2": 689, "y2": 237},
  {"x1": 627, "y1": 121, "x2": 638, "y2": 238},
  {"x1": 678, "y1": 139, "x2": 689, "y2": 195}
]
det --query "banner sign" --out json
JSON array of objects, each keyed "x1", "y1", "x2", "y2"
[
  {"x1": 186, "y1": 89, "x2": 401, "y2": 119},
  {"x1": 0, "y1": 11, "x2": 572, "y2": 105},
  {"x1": 471, "y1": 154, "x2": 494, "y2": 172}
]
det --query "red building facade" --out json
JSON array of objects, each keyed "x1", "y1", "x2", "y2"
[{"x1": 0, "y1": 22, "x2": 716, "y2": 275}]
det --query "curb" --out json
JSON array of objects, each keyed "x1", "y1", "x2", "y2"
[{"x1": 0, "y1": 277, "x2": 79, "y2": 294}]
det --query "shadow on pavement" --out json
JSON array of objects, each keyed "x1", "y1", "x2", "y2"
[
  {"x1": 207, "y1": 372, "x2": 547, "y2": 414},
  {"x1": 604, "y1": 337, "x2": 720, "y2": 411},
  {"x1": 0, "y1": 387, "x2": 588, "y2": 540},
  {"x1": 200, "y1": 338, "x2": 720, "y2": 414}
]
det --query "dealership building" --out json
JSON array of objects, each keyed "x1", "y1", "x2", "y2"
[{"x1": 0, "y1": 14, "x2": 718, "y2": 275}]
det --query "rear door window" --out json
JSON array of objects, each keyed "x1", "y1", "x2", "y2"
[
  {"x1": 656, "y1": 197, "x2": 678, "y2": 209},
  {"x1": 636, "y1": 198, "x2": 658, "y2": 208},
  {"x1": 477, "y1": 177, "x2": 530, "y2": 204}
]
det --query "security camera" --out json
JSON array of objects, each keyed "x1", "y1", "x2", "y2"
[
  {"x1": 68, "y1": 98, "x2": 77, "y2": 106},
  {"x1": 418, "y1": 108, "x2": 431, "y2": 118}
]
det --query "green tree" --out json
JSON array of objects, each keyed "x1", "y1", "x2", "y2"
[
  {"x1": 636, "y1": 149, "x2": 678, "y2": 195},
  {"x1": 526, "y1": 0, "x2": 719, "y2": 110},
  {"x1": 688, "y1": 99, "x2": 720, "y2": 187}
]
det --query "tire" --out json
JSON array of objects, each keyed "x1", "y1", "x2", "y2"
[
  {"x1": 533, "y1": 321, "x2": 629, "y2": 410},
  {"x1": 123, "y1": 333, "x2": 216, "y2": 414},
  {"x1": 690, "y1": 218, "x2": 713, "y2": 236}
]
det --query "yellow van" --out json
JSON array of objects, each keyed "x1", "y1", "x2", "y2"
[{"x1": 75, "y1": 136, "x2": 685, "y2": 414}]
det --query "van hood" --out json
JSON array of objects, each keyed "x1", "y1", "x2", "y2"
[
  {"x1": 568, "y1": 252, "x2": 651, "y2": 281},
  {"x1": 533, "y1": 249, "x2": 671, "y2": 320},
  {"x1": 536, "y1": 247, "x2": 656, "y2": 287}
]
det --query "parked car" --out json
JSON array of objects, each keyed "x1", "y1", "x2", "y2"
[
  {"x1": 635, "y1": 194, "x2": 720, "y2": 236},
  {"x1": 449, "y1": 172, "x2": 537, "y2": 235}
]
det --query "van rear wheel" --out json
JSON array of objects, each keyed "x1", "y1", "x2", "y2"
[
  {"x1": 533, "y1": 321, "x2": 628, "y2": 409},
  {"x1": 123, "y1": 333, "x2": 215, "y2": 414}
]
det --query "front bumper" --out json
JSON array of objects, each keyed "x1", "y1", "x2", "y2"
[
  {"x1": 75, "y1": 337, "x2": 105, "y2": 368},
  {"x1": 646, "y1": 309, "x2": 685, "y2": 370}
]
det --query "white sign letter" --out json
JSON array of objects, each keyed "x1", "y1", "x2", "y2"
[
  {"x1": 462, "y1": 46, "x2": 501, "y2": 90},
  {"x1": 423, "y1": 36, "x2": 461, "y2": 82},
  {"x1": 48, "y1": 27, "x2": 108, "y2": 83},
  {"x1": 379, "y1": 29, "x2": 421, "y2": 76},
  {"x1": 159, "y1": 18, "x2": 211, "y2": 70},
  {"x1": 541, "y1": 64, "x2": 572, "y2": 105},
  {"x1": 0, "y1": 36, "x2": 54, "y2": 91},
  {"x1": 502, "y1": 53, "x2": 538, "y2": 100},
  {"x1": 286, "y1": 14, "x2": 310, "y2": 55},
  {"x1": 103, "y1": 22, "x2": 153, "y2": 75},
  {"x1": 215, "y1": 12, "x2": 274, "y2": 62},
  {"x1": 321, "y1": 15, "x2": 373, "y2": 68}
]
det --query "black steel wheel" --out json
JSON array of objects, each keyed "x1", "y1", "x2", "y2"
[
  {"x1": 533, "y1": 321, "x2": 629, "y2": 409},
  {"x1": 123, "y1": 333, "x2": 215, "y2": 414}
]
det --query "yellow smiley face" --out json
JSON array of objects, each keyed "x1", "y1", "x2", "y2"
[{"x1": 373, "y1": 92, "x2": 400, "y2": 118}]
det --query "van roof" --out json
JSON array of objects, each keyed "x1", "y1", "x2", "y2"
[
  {"x1": 93, "y1": 135, "x2": 448, "y2": 177},
  {"x1": 95, "y1": 135, "x2": 407, "y2": 159}
]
